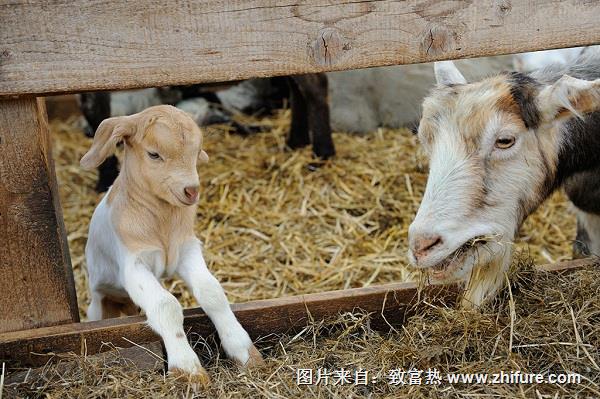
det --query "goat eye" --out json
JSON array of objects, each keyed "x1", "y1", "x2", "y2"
[
  {"x1": 147, "y1": 151, "x2": 161, "y2": 160},
  {"x1": 495, "y1": 136, "x2": 515, "y2": 149}
]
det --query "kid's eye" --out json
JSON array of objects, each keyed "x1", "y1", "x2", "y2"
[{"x1": 147, "y1": 151, "x2": 162, "y2": 160}]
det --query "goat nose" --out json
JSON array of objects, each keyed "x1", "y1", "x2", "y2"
[
  {"x1": 412, "y1": 235, "x2": 443, "y2": 261},
  {"x1": 184, "y1": 186, "x2": 199, "y2": 202}
]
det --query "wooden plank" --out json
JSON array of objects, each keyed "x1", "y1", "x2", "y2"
[
  {"x1": 0, "y1": 281, "x2": 460, "y2": 367},
  {"x1": 535, "y1": 257, "x2": 599, "y2": 273},
  {"x1": 0, "y1": 257, "x2": 596, "y2": 368},
  {"x1": 0, "y1": 98, "x2": 79, "y2": 333},
  {"x1": 4, "y1": 342, "x2": 164, "y2": 387},
  {"x1": 2, "y1": 0, "x2": 600, "y2": 97}
]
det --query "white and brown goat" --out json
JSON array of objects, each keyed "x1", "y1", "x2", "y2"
[
  {"x1": 409, "y1": 54, "x2": 600, "y2": 307},
  {"x1": 81, "y1": 105, "x2": 263, "y2": 386}
]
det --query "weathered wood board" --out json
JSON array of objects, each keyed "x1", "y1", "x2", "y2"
[
  {"x1": 2, "y1": 0, "x2": 600, "y2": 97},
  {"x1": 0, "y1": 98, "x2": 79, "y2": 333},
  {"x1": 3, "y1": 342, "x2": 165, "y2": 388}
]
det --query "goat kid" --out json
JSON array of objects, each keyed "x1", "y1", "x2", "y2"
[
  {"x1": 409, "y1": 54, "x2": 600, "y2": 307},
  {"x1": 81, "y1": 105, "x2": 263, "y2": 386}
]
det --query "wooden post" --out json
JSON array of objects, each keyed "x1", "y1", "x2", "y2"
[{"x1": 0, "y1": 97, "x2": 79, "y2": 333}]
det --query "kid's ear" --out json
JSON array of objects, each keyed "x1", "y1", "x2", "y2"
[
  {"x1": 198, "y1": 150, "x2": 209, "y2": 163},
  {"x1": 80, "y1": 115, "x2": 135, "y2": 169},
  {"x1": 538, "y1": 75, "x2": 600, "y2": 122}
]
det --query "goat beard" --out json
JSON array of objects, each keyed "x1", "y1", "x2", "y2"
[{"x1": 460, "y1": 246, "x2": 513, "y2": 308}]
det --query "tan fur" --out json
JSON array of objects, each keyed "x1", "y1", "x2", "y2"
[
  {"x1": 83, "y1": 105, "x2": 262, "y2": 378},
  {"x1": 83, "y1": 105, "x2": 209, "y2": 267},
  {"x1": 109, "y1": 176, "x2": 196, "y2": 268}
]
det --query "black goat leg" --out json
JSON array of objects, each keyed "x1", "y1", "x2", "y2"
[
  {"x1": 290, "y1": 74, "x2": 335, "y2": 159},
  {"x1": 573, "y1": 218, "x2": 591, "y2": 259},
  {"x1": 80, "y1": 91, "x2": 110, "y2": 138},
  {"x1": 286, "y1": 77, "x2": 311, "y2": 149},
  {"x1": 95, "y1": 155, "x2": 120, "y2": 193}
]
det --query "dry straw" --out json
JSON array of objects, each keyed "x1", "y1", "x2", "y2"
[{"x1": 6, "y1": 259, "x2": 600, "y2": 398}]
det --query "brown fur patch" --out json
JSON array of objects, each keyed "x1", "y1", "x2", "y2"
[
  {"x1": 569, "y1": 90, "x2": 599, "y2": 116},
  {"x1": 495, "y1": 89, "x2": 525, "y2": 127},
  {"x1": 101, "y1": 296, "x2": 138, "y2": 318}
]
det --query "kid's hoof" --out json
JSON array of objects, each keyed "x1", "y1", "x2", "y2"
[
  {"x1": 243, "y1": 345, "x2": 266, "y2": 368},
  {"x1": 170, "y1": 366, "x2": 211, "y2": 389}
]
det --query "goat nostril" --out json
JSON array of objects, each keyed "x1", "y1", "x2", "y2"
[
  {"x1": 184, "y1": 186, "x2": 199, "y2": 201},
  {"x1": 425, "y1": 237, "x2": 442, "y2": 251},
  {"x1": 414, "y1": 235, "x2": 443, "y2": 258}
]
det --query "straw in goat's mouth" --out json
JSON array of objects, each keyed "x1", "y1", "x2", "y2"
[{"x1": 432, "y1": 236, "x2": 491, "y2": 272}]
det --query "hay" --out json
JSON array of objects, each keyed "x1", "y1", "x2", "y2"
[
  {"x1": 6, "y1": 109, "x2": 593, "y2": 398},
  {"x1": 7, "y1": 260, "x2": 600, "y2": 398}
]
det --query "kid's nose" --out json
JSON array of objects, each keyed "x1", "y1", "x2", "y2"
[{"x1": 184, "y1": 186, "x2": 199, "y2": 202}]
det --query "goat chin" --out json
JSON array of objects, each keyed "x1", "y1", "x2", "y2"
[{"x1": 461, "y1": 247, "x2": 513, "y2": 308}]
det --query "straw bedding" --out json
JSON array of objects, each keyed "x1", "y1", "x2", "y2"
[{"x1": 5, "y1": 109, "x2": 598, "y2": 398}]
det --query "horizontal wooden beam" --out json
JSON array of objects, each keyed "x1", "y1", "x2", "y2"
[
  {"x1": 1, "y1": 280, "x2": 459, "y2": 367},
  {"x1": 2, "y1": 0, "x2": 600, "y2": 97},
  {"x1": 535, "y1": 257, "x2": 599, "y2": 272},
  {"x1": 1, "y1": 258, "x2": 597, "y2": 368}
]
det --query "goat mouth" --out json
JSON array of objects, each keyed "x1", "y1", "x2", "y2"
[
  {"x1": 170, "y1": 190, "x2": 197, "y2": 206},
  {"x1": 429, "y1": 236, "x2": 489, "y2": 277},
  {"x1": 177, "y1": 196, "x2": 197, "y2": 206}
]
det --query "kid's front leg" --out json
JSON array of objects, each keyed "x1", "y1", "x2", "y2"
[
  {"x1": 121, "y1": 257, "x2": 210, "y2": 386},
  {"x1": 177, "y1": 238, "x2": 264, "y2": 367}
]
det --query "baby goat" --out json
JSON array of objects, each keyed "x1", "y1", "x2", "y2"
[{"x1": 80, "y1": 105, "x2": 263, "y2": 385}]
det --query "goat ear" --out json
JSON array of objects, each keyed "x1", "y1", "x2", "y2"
[
  {"x1": 80, "y1": 116, "x2": 134, "y2": 170},
  {"x1": 538, "y1": 75, "x2": 600, "y2": 122},
  {"x1": 434, "y1": 61, "x2": 467, "y2": 86},
  {"x1": 198, "y1": 150, "x2": 209, "y2": 163}
]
